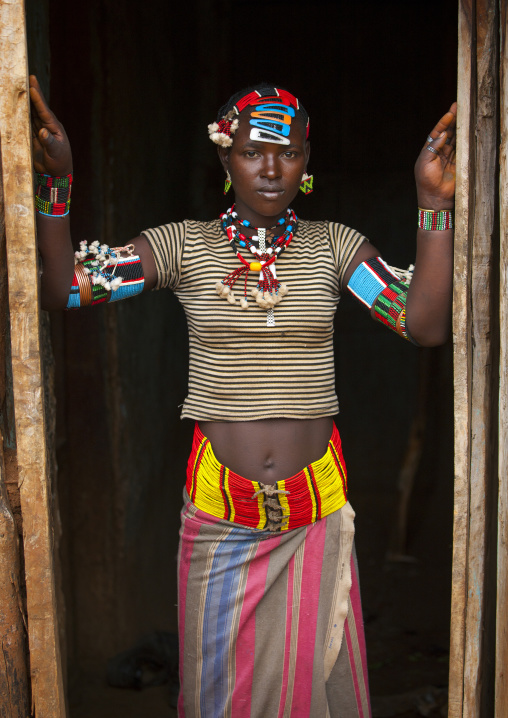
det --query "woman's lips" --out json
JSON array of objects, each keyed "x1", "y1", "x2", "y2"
[{"x1": 256, "y1": 188, "x2": 284, "y2": 199}]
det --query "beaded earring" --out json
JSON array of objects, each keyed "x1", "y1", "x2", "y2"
[
  {"x1": 299, "y1": 172, "x2": 314, "y2": 194},
  {"x1": 224, "y1": 171, "x2": 232, "y2": 195}
]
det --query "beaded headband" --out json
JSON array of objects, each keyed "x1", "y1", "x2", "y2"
[{"x1": 208, "y1": 88, "x2": 309, "y2": 148}]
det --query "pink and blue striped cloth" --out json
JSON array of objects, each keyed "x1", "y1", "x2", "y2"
[{"x1": 178, "y1": 494, "x2": 371, "y2": 717}]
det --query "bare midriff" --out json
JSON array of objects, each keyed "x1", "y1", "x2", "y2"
[{"x1": 198, "y1": 416, "x2": 334, "y2": 485}]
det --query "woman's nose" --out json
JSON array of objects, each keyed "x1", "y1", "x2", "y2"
[{"x1": 261, "y1": 154, "x2": 281, "y2": 179}]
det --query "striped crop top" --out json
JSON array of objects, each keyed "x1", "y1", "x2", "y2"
[{"x1": 142, "y1": 219, "x2": 366, "y2": 421}]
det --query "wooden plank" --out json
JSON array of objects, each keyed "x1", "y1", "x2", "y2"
[
  {"x1": 463, "y1": 1, "x2": 499, "y2": 714},
  {"x1": 0, "y1": 145, "x2": 29, "y2": 718},
  {"x1": 0, "y1": 452, "x2": 29, "y2": 718},
  {"x1": 496, "y1": 0, "x2": 508, "y2": 714},
  {"x1": 0, "y1": 1, "x2": 66, "y2": 716},
  {"x1": 449, "y1": 2, "x2": 474, "y2": 715},
  {"x1": 451, "y1": 2, "x2": 499, "y2": 714}
]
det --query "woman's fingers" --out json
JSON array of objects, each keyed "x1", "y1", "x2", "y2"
[
  {"x1": 424, "y1": 103, "x2": 457, "y2": 147},
  {"x1": 38, "y1": 127, "x2": 53, "y2": 147},
  {"x1": 415, "y1": 104, "x2": 457, "y2": 204},
  {"x1": 424, "y1": 132, "x2": 449, "y2": 162},
  {"x1": 29, "y1": 75, "x2": 73, "y2": 175},
  {"x1": 30, "y1": 87, "x2": 58, "y2": 130},
  {"x1": 418, "y1": 131, "x2": 454, "y2": 177},
  {"x1": 29, "y1": 75, "x2": 61, "y2": 134}
]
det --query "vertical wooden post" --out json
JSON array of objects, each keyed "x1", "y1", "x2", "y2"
[
  {"x1": 0, "y1": 454, "x2": 29, "y2": 718},
  {"x1": 0, "y1": 1, "x2": 66, "y2": 716},
  {"x1": 0, "y1": 145, "x2": 29, "y2": 718},
  {"x1": 496, "y1": 1, "x2": 508, "y2": 715},
  {"x1": 463, "y1": 2, "x2": 499, "y2": 714},
  {"x1": 450, "y1": 0, "x2": 499, "y2": 715},
  {"x1": 449, "y1": 5, "x2": 473, "y2": 715}
]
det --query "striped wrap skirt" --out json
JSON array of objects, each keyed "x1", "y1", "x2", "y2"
[{"x1": 177, "y1": 428, "x2": 372, "y2": 717}]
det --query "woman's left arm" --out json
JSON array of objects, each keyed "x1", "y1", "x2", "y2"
[{"x1": 405, "y1": 103, "x2": 456, "y2": 346}]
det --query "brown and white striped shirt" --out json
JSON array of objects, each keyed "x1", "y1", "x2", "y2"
[{"x1": 142, "y1": 219, "x2": 365, "y2": 421}]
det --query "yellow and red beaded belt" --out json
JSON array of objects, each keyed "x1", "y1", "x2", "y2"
[{"x1": 186, "y1": 422, "x2": 348, "y2": 532}]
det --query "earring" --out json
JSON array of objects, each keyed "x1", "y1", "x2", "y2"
[
  {"x1": 224, "y1": 171, "x2": 232, "y2": 195},
  {"x1": 299, "y1": 172, "x2": 314, "y2": 195}
]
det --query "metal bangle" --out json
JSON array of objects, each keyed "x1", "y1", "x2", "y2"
[{"x1": 74, "y1": 263, "x2": 93, "y2": 306}]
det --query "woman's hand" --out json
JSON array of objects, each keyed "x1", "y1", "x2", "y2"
[
  {"x1": 29, "y1": 75, "x2": 73, "y2": 176},
  {"x1": 414, "y1": 103, "x2": 456, "y2": 210}
]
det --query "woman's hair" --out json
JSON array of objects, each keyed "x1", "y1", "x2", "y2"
[{"x1": 216, "y1": 83, "x2": 309, "y2": 129}]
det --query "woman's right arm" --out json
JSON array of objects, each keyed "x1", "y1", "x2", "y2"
[{"x1": 30, "y1": 75, "x2": 157, "y2": 310}]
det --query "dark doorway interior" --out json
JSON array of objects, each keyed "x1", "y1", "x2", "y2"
[{"x1": 42, "y1": 1, "x2": 457, "y2": 715}]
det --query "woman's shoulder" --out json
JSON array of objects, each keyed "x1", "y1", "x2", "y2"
[
  {"x1": 296, "y1": 218, "x2": 367, "y2": 282},
  {"x1": 296, "y1": 218, "x2": 360, "y2": 245},
  {"x1": 296, "y1": 218, "x2": 329, "y2": 232},
  {"x1": 297, "y1": 218, "x2": 362, "y2": 234},
  {"x1": 182, "y1": 218, "x2": 225, "y2": 253},
  {"x1": 142, "y1": 217, "x2": 221, "y2": 239},
  {"x1": 297, "y1": 218, "x2": 366, "y2": 245},
  {"x1": 183, "y1": 218, "x2": 222, "y2": 235}
]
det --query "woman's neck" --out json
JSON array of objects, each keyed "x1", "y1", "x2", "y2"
[{"x1": 231, "y1": 202, "x2": 289, "y2": 230}]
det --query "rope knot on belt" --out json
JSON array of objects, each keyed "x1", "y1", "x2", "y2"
[{"x1": 252, "y1": 483, "x2": 290, "y2": 532}]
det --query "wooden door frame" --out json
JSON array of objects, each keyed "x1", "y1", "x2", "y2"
[
  {"x1": 0, "y1": 1, "x2": 66, "y2": 716},
  {"x1": 450, "y1": 0, "x2": 505, "y2": 716},
  {"x1": 496, "y1": 0, "x2": 508, "y2": 715},
  {"x1": 0, "y1": 1, "x2": 506, "y2": 716}
]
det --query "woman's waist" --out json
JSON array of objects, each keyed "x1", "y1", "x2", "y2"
[
  {"x1": 198, "y1": 416, "x2": 334, "y2": 484},
  {"x1": 186, "y1": 419, "x2": 348, "y2": 532}
]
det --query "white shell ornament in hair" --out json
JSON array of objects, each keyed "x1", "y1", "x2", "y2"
[{"x1": 208, "y1": 111, "x2": 239, "y2": 147}]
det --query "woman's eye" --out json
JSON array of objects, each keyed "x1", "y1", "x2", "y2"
[
  {"x1": 282, "y1": 151, "x2": 297, "y2": 158},
  {"x1": 244, "y1": 151, "x2": 259, "y2": 158}
]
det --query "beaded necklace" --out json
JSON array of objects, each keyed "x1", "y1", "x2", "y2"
[
  {"x1": 230, "y1": 208, "x2": 287, "y2": 238},
  {"x1": 216, "y1": 206, "x2": 297, "y2": 326}
]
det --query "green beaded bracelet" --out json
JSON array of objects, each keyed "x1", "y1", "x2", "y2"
[
  {"x1": 35, "y1": 173, "x2": 73, "y2": 216},
  {"x1": 418, "y1": 207, "x2": 453, "y2": 231}
]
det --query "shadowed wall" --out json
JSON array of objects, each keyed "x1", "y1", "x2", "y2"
[{"x1": 41, "y1": 0, "x2": 457, "y2": 704}]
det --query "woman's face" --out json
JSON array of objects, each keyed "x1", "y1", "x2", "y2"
[{"x1": 218, "y1": 109, "x2": 310, "y2": 227}]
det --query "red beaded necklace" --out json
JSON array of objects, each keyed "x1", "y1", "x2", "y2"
[{"x1": 216, "y1": 206, "x2": 297, "y2": 322}]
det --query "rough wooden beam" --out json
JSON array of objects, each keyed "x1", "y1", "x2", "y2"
[
  {"x1": 0, "y1": 450, "x2": 29, "y2": 718},
  {"x1": 0, "y1": 1, "x2": 66, "y2": 716},
  {"x1": 0, "y1": 144, "x2": 29, "y2": 718},
  {"x1": 451, "y1": 1, "x2": 500, "y2": 715},
  {"x1": 449, "y1": 2, "x2": 474, "y2": 715},
  {"x1": 496, "y1": 0, "x2": 508, "y2": 714},
  {"x1": 463, "y1": 1, "x2": 499, "y2": 714}
]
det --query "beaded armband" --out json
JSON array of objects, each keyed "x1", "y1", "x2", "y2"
[
  {"x1": 67, "y1": 241, "x2": 144, "y2": 309},
  {"x1": 35, "y1": 173, "x2": 73, "y2": 216},
  {"x1": 347, "y1": 257, "x2": 400, "y2": 309},
  {"x1": 347, "y1": 257, "x2": 417, "y2": 343},
  {"x1": 372, "y1": 281, "x2": 411, "y2": 341},
  {"x1": 418, "y1": 207, "x2": 453, "y2": 231}
]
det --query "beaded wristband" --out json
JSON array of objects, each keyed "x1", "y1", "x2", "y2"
[
  {"x1": 418, "y1": 207, "x2": 453, "y2": 231},
  {"x1": 35, "y1": 173, "x2": 73, "y2": 216}
]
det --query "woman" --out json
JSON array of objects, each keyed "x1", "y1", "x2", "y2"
[{"x1": 30, "y1": 77, "x2": 456, "y2": 717}]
